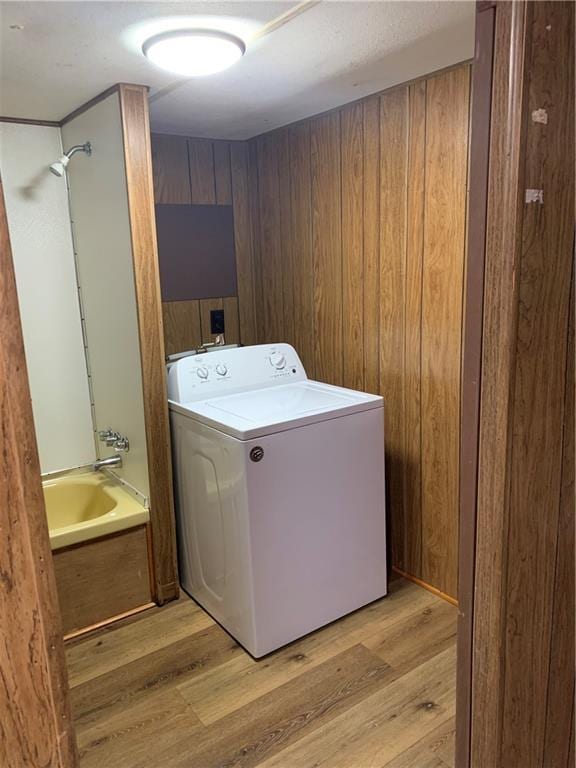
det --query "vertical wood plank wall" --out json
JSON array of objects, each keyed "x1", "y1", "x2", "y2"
[
  {"x1": 151, "y1": 134, "x2": 257, "y2": 354},
  {"x1": 247, "y1": 64, "x2": 471, "y2": 598},
  {"x1": 149, "y1": 64, "x2": 471, "y2": 598},
  {"x1": 470, "y1": 2, "x2": 575, "y2": 765}
]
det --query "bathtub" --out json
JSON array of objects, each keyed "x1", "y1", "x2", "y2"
[{"x1": 43, "y1": 471, "x2": 150, "y2": 550}]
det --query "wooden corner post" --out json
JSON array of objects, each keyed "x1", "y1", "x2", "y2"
[
  {"x1": 118, "y1": 84, "x2": 179, "y2": 603},
  {"x1": 0, "y1": 180, "x2": 78, "y2": 767}
]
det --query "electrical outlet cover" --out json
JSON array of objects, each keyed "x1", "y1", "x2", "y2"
[{"x1": 211, "y1": 309, "x2": 225, "y2": 334}]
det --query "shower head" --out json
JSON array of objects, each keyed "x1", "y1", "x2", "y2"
[
  {"x1": 49, "y1": 142, "x2": 92, "y2": 177},
  {"x1": 49, "y1": 156, "x2": 69, "y2": 177}
]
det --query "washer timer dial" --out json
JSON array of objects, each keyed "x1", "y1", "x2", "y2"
[
  {"x1": 269, "y1": 352, "x2": 286, "y2": 370},
  {"x1": 196, "y1": 366, "x2": 209, "y2": 379},
  {"x1": 215, "y1": 363, "x2": 228, "y2": 376}
]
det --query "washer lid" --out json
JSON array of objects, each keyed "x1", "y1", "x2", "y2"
[{"x1": 169, "y1": 380, "x2": 383, "y2": 440}]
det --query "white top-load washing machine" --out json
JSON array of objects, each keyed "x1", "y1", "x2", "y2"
[{"x1": 167, "y1": 343, "x2": 387, "y2": 657}]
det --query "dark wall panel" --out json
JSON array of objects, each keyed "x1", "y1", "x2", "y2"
[{"x1": 155, "y1": 204, "x2": 237, "y2": 301}]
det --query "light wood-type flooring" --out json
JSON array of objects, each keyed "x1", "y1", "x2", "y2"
[{"x1": 66, "y1": 577, "x2": 457, "y2": 768}]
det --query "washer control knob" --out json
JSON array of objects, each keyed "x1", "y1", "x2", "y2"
[
  {"x1": 215, "y1": 363, "x2": 228, "y2": 376},
  {"x1": 270, "y1": 352, "x2": 286, "y2": 370},
  {"x1": 196, "y1": 366, "x2": 209, "y2": 380}
]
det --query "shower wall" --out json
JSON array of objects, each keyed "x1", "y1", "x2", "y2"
[
  {"x1": 62, "y1": 92, "x2": 150, "y2": 500},
  {"x1": 0, "y1": 123, "x2": 94, "y2": 473},
  {"x1": 0, "y1": 104, "x2": 152, "y2": 502}
]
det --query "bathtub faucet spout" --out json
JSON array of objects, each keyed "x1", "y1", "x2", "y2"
[{"x1": 93, "y1": 455, "x2": 123, "y2": 472}]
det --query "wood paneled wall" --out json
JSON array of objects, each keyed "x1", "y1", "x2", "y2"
[
  {"x1": 247, "y1": 65, "x2": 471, "y2": 598},
  {"x1": 151, "y1": 134, "x2": 257, "y2": 355},
  {"x1": 150, "y1": 67, "x2": 470, "y2": 598},
  {"x1": 468, "y1": 2, "x2": 575, "y2": 765}
]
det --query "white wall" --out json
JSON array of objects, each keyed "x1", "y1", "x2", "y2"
[
  {"x1": 62, "y1": 94, "x2": 150, "y2": 499},
  {"x1": 0, "y1": 123, "x2": 95, "y2": 473}
]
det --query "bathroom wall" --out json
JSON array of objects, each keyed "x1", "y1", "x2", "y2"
[
  {"x1": 247, "y1": 64, "x2": 471, "y2": 599},
  {"x1": 0, "y1": 123, "x2": 95, "y2": 473},
  {"x1": 151, "y1": 134, "x2": 257, "y2": 354},
  {"x1": 62, "y1": 93, "x2": 150, "y2": 499}
]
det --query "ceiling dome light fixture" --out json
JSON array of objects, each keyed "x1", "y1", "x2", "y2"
[{"x1": 142, "y1": 29, "x2": 245, "y2": 76}]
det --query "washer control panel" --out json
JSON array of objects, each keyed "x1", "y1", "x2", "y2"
[
  {"x1": 269, "y1": 351, "x2": 286, "y2": 370},
  {"x1": 167, "y1": 344, "x2": 307, "y2": 403}
]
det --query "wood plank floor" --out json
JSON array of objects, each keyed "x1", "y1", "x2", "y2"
[{"x1": 66, "y1": 577, "x2": 457, "y2": 768}]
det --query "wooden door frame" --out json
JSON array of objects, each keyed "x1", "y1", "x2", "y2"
[
  {"x1": 6, "y1": 3, "x2": 570, "y2": 760},
  {"x1": 456, "y1": 1, "x2": 528, "y2": 763},
  {"x1": 456, "y1": 1, "x2": 575, "y2": 765},
  {"x1": 0, "y1": 42, "x2": 485, "y2": 768},
  {"x1": 0, "y1": 179, "x2": 78, "y2": 766},
  {"x1": 0, "y1": 60, "x2": 482, "y2": 767},
  {"x1": 455, "y1": 1, "x2": 499, "y2": 764}
]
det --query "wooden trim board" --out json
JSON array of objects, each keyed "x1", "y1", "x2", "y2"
[
  {"x1": 60, "y1": 83, "x2": 149, "y2": 125},
  {"x1": 455, "y1": 3, "x2": 496, "y2": 765},
  {"x1": 469, "y1": 2, "x2": 528, "y2": 763},
  {"x1": 118, "y1": 84, "x2": 179, "y2": 603},
  {"x1": 0, "y1": 180, "x2": 78, "y2": 767},
  {"x1": 0, "y1": 115, "x2": 61, "y2": 127},
  {"x1": 391, "y1": 567, "x2": 458, "y2": 607},
  {"x1": 63, "y1": 602, "x2": 156, "y2": 642}
]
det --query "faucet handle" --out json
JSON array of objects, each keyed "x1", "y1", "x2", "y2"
[
  {"x1": 98, "y1": 428, "x2": 120, "y2": 446},
  {"x1": 114, "y1": 436, "x2": 130, "y2": 453},
  {"x1": 99, "y1": 428, "x2": 129, "y2": 451}
]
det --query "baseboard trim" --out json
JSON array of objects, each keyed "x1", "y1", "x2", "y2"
[
  {"x1": 392, "y1": 566, "x2": 459, "y2": 607},
  {"x1": 63, "y1": 601, "x2": 156, "y2": 641}
]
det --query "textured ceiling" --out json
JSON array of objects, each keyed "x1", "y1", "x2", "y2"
[{"x1": 0, "y1": 1, "x2": 475, "y2": 139}]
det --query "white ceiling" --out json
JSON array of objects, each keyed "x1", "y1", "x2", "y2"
[{"x1": 0, "y1": 1, "x2": 475, "y2": 139}]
